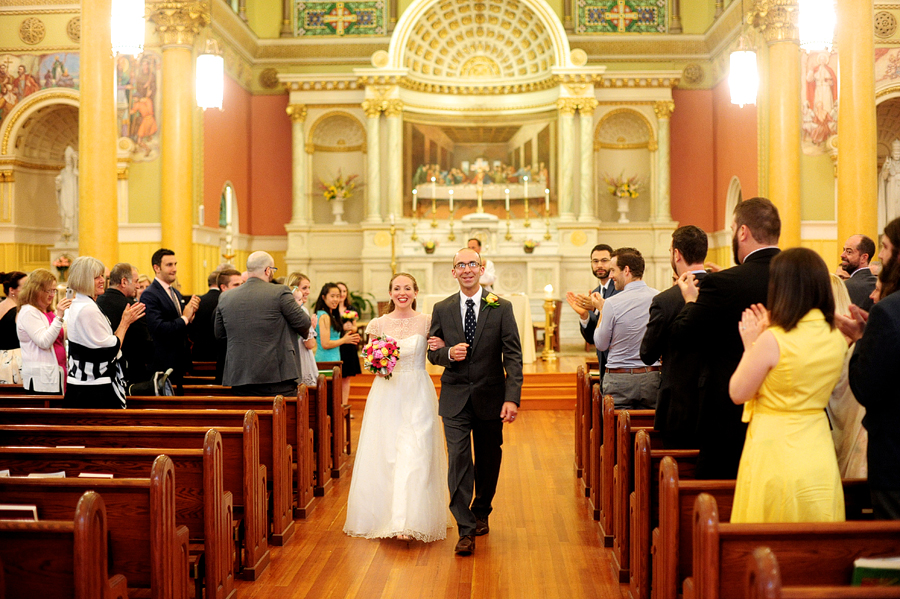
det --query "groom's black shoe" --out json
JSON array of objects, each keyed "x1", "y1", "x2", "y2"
[
  {"x1": 454, "y1": 535, "x2": 475, "y2": 556},
  {"x1": 474, "y1": 517, "x2": 489, "y2": 536}
]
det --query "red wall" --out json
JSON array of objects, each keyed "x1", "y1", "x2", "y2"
[
  {"x1": 203, "y1": 75, "x2": 251, "y2": 230},
  {"x1": 712, "y1": 78, "x2": 758, "y2": 226},
  {"x1": 249, "y1": 95, "x2": 292, "y2": 235}
]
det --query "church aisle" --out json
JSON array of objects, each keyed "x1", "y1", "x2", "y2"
[{"x1": 233, "y1": 409, "x2": 622, "y2": 598}]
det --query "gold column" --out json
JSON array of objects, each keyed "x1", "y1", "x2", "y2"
[
  {"x1": 836, "y1": 0, "x2": 877, "y2": 242},
  {"x1": 148, "y1": 1, "x2": 210, "y2": 293},
  {"x1": 79, "y1": 0, "x2": 118, "y2": 266},
  {"x1": 753, "y1": 0, "x2": 801, "y2": 247}
]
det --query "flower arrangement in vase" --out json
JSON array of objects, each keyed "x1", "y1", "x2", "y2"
[
  {"x1": 422, "y1": 240, "x2": 438, "y2": 254},
  {"x1": 604, "y1": 172, "x2": 641, "y2": 223},
  {"x1": 318, "y1": 170, "x2": 359, "y2": 224},
  {"x1": 523, "y1": 239, "x2": 539, "y2": 254},
  {"x1": 53, "y1": 254, "x2": 71, "y2": 281}
]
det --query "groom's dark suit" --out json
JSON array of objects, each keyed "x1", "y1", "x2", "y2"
[{"x1": 427, "y1": 290, "x2": 523, "y2": 537}]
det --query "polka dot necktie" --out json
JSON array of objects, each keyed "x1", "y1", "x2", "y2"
[{"x1": 464, "y1": 298, "x2": 476, "y2": 346}]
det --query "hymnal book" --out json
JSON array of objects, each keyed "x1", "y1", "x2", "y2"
[
  {"x1": 852, "y1": 556, "x2": 900, "y2": 586},
  {"x1": 0, "y1": 469, "x2": 9, "y2": 477},
  {"x1": 0, "y1": 504, "x2": 38, "y2": 521},
  {"x1": 27, "y1": 471, "x2": 66, "y2": 478},
  {"x1": 78, "y1": 472, "x2": 113, "y2": 479}
]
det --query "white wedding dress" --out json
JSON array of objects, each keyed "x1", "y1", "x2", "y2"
[{"x1": 343, "y1": 313, "x2": 449, "y2": 542}]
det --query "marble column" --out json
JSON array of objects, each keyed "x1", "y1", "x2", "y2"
[
  {"x1": 385, "y1": 100, "x2": 404, "y2": 220},
  {"x1": 280, "y1": 0, "x2": 292, "y2": 36},
  {"x1": 363, "y1": 100, "x2": 382, "y2": 223},
  {"x1": 557, "y1": 99, "x2": 577, "y2": 221},
  {"x1": 654, "y1": 100, "x2": 674, "y2": 222},
  {"x1": 578, "y1": 99, "x2": 597, "y2": 222},
  {"x1": 286, "y1": 104, "x2": 308, "y2": 225},
  {"x1": 753, "y1": 0, "x2": 801, "y2": 247},
  {"x1": 836, "y1": 0, "x2": 877, "y2": 243},
  {"x1": 149, "y1": 1, "x2": 210, "y2": 292},
  {"x1": 79, "y1": 0, "x2": 118, "y2": 266}
]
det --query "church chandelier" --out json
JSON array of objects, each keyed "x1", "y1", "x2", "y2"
[
  {"x1": 799, "y1": 0, "x2": 836, "y2": 51},
  {"x1": 729, "y1": 36, "x2": 759, "y2": 107},
  {"x1": 196, "y1": 38, "x2": 224, "y2": 110},
  {"x1": 110, "y1": 0, "x2": 145, "y2": 56}
]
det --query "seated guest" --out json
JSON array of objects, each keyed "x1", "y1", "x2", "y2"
[
  {"x1": 0, "y1": 271, "x2": 26, "y2": 384},
  {"x1": 15, "y1": 269, "x2": 71, "y2": 394},
  {"x1": 97, "y1": 263, "x2": 153, "y2": 386},
  {"x1": 288, "y1": 272, "x2": 318, "y2": 388},
  {"x1": 729, "y1": 248, "x2": 846, "y2": 523},
  {"x1": 64, "y1": 256, "x2": 145, "y2": 409},
  {"x1": 315, "y1": 283, "x2": 360, "y2": 363}
]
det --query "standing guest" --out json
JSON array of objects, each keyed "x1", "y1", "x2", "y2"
[
  {"x1": 212, "y1": 268, "x2": 242, "y2": 385},
  {"x1": 16, "y1": 269, "x2": 71, "y2": 394},
  {"x1": 214, "y1": 251, "x2": 310, "y2": 396},
  {"x1": 669, "y1": 198, "x2": 781, "y2": 479},
  {"x1": 467, "y1": 238, "x2": 497, "y2": 292},
  {"x1": 64, "y1": 256, "x2": 145, "y2": 408},
  {"x1": 135, "y1": 274, "x2": 151, "y2": 301},
  {"x1": 838, "y1": 234, "x2": 877, "y2": 311},
  {"x1": 141, "y1": 248, "x2": 200, "y2": 385},
  {"x1": 0, "y1": 271, "x2": 26, "y2": 384},
  {"x1": 729, "y1": 248, "x2": 846, "y2": 523},
  {"x1": 190, "y1": 270, "x2": 222, "y2": 362},
  {"x1": 288, "y1": 272, "x2": 318, "y2": 388},
  {"x1": 566, "y1": 244, "x2": 619, "y2": 381},
  {"x1": 840, "y1": 217, "x2": 900, "y2": 519},
  {"x1": 336, "y1": 282, "x2": 362, "y2": 405},
  {"x1": 97, "y1": 263, "x2": 153, "y2": 386},
  {"x1": 640, "y1": 226, "x2": 709, "y2": 448},
  {"x1": 591, "y1": 248, "x2": 660, "y2": 409},
  {"x1": 315, "y1": 283, "x2": 360, "y2": 364}
]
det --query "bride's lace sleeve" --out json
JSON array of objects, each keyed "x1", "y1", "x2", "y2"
[{"x1": 365, "y1": 317, "x2": 382, "y2": 339}]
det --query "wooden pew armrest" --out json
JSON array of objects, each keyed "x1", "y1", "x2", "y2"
[
  {"x1": 683, "y1": 577, "x2": 695, "y2": 599},
  {"x1": 108, "y1": 573, "x2": 129, "y2": 599},
  {"x1": 175, "y1": 525, "x2": 190, "y2": 599}
]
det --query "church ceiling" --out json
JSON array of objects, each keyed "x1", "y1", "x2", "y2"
[
  {"x1": 441, "y1": 125, "x2": 520, "y2": 143},
  {"x1": 877, "y1": 97, "x2": 900, "y2": 165},
  {"x1": 16, "y1": 104, "x2": 77, "y2": 165}
]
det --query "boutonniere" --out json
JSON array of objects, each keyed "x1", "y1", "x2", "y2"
[{"x1": 483, "y1": 293, "x2": 500, "y2": 308}]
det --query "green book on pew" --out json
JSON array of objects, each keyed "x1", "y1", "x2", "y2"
[{"x1": 852, "y1": 556, "x2": 900, "y2": 586}]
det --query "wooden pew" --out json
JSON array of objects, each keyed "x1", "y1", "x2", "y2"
[
  {"x1": 0, "y1": 421, "x2": 269, "y2": 581},
  {"x1": 629, "y1": 430, "x2": 699, "y2": 599},
  {"x1": 575, "y1": 365, "x2": 584, "y2": 479},
  {"x1": 0, "y1": 438, "x2": 235, "y2": 599},
  {"x1": 0, "y1": 403, "x2": 294, "y2": 547},
  {"x1": 0, "y1": 491, "x2": 129, "y2": 599},
  {"x1": 0, "y1": 455, "x2": 188, "y2": 599},
  {"x1": 746, "y1": 546, "x2": 900, "y2": 599},
  {"x1": 315, "y1": 363, "x2": 346, "y2": 478},
  {"x1": 0, "y1": 393, "x2": 63, "y2": 407},
  {"x1": 581, "y1": 370, "x2": 592, "y2": 499},
  {"x1": 687, "y1": 493, "x2": 900, "y2": 599}
]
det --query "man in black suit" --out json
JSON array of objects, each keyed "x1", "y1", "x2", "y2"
[
  {"x1": 189, "y1": 270, "x2": 222, "y2": 363},
  {"x1": 427, "y1": 247, "x2": 523, "y2": 556},
  {"x1": 838, "y1": 234, "x2": 877, "y2": 311},
  {"x1": 640, "y1": 225, "x2": 708, "y2": 449},
  {"x1": 96, "y1": 262, "x2": 153, "y2": 386},
  {"x1": 670, "y1": 198, "x2": 781, "y2": 479},
  {"x1": 141, "y1": 248, "x2": 200, "y2": 385},
  {"x1": 566, "y1": 243, "x2": 620, "y2": 378}
]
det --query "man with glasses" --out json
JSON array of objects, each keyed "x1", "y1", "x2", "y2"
[
  {"x1": 565, "y1": 243, "x2": 619, "y2": 379},
  {"x1": 97, "y1": 262, "x2": 152, "y2": 386},
  {"x1": 427, "y1": 247, "x2": 523, "y2": 556},
  {"x1": 215, "y1": 251, "x2": 309, "y2": 396}
]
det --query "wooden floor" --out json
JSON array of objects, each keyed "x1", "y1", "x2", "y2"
[{"x1": 234, "y1": 409, "x2": 622, "y2": 598}]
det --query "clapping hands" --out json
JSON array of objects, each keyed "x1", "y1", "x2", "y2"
[{"x1": 738, "y1": 303, "x2": 769, "y2": 350}]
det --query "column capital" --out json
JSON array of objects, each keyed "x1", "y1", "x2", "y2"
[
  {"x1": 286, "y1": 103, "x2": 307, "y2": 122},
  {"x1": 750, "y1": 0, "x2": 799, "y2": 45},
  {"x1": 557, "y1": 98, "x2": 579, "y2": 116},
  {"x1": 653, "y1": 100, "x2": 675, "y2": 119},
  {"x1": 362, "y1": 99, "x2": 383, "y2": 118},
  {"x1": 383, "y1": 99, "x2": 403, "y2": 117},
  {"x1": 577, "y1": 97, "x2": 598, "y2": 114},
  {"x1": 147, "y1": 0, "x2": 211, "y2": 47}
]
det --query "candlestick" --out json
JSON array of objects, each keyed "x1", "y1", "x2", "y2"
[
  {"x1": 541, "y1": 294, "x2": 558, "y2": 362},
  {"x1": 448, "y1": 188, "x2": 454, "y2": 213},
  {"x1": 523, "y1": 176, "x2": 531, "y2": 227},
  {"x1": 505, "y1": 207, "x2": 512, "y2": 241},
  {"x1": 431, "y1": 195, "x2": 437, "y2": 228},
  {"x1": 476, "y1": 182, "x2": 484, "y2": 213},
  {"x1": 544, "y1": 213, "x2": 551, "y2": 241},
  {"x1": 412, "y1": 188, "x2": 417, "y2": 213},
  {"x1": 448, "y1": 207, "x2": 456, "y2": 241}
]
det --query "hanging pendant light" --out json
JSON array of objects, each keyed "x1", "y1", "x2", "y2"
[
  {"x1": 729, "y1": 36, "x2": 759, "y2": 107},
  {"x1": 196, "y1": 38, "x2": 224, "y2": 110},
  {"x1": 110, "y1": 0, "x2": 145, "y2": 56},
  {"x1": 799, "y1": 0, "x2": 836, "y2": 51}
]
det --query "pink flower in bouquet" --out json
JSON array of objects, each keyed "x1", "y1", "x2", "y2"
[{"x1": 363, "y1": 334, "x2": 400, "y2": 380}]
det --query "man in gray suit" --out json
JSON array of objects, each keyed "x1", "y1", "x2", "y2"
[
  {"x1": 839, "y1": 234, "x2": 877, "y2": 311},
  {"x1": 214, "y1": 251, "x2": 310, "y2": 396},
  {"x1": 427, "y1": 247, "x2": 523, "y2": 556}
]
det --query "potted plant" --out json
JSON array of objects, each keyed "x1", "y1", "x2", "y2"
[
  {"x1": 422, "y1": 240, "x2": 438, "y2": 254},
  {"x1": 349, "y1": 289, "x2": 376, "y2": 320},
  {"x1": 523, "y1": 239, "x2": 538, "y2": 254}
]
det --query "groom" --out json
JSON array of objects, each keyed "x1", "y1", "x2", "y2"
[{"x1": 427, "y1": 247, "x2": 523, "y2": 556}]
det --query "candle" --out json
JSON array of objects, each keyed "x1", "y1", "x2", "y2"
[
  {"x1": 448, "y1": 188, "x2": 454, "y2": 212},
  {"x1": 431, "y1": 176, "x2": 436, "y2": 200},
  {"x1": 412, "y1": 188, "x2": 417, "y2": 212},
  {"x1": 544, "y1": 283, "x2": 553, "y2": 299},
  {"x1": 545, "y1": 188, "x2": 550, "y2": 212},
  {"x1": 523, "y1": 175, "x2": 529, "y2": 200},
  {"x1": 390, "y1": 213, "x2": 395, "y2": 225},
  {"x1": 505, "y1": 188, "x2": 510, "y2": 212}
]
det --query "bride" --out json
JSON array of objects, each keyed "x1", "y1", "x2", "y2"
[{"x1": 343, "y1": 273, "x2": 450, "y2": 542}]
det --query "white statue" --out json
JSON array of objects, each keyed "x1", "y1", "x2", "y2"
[{"x1": 55, "y1": 145, "x2": 78, "y2": 241}]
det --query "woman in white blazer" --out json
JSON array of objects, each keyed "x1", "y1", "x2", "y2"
[{"x1": 16, "y1": 269, "x2": 71, "y2": 394}]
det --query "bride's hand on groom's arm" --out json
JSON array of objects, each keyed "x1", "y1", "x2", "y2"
[
  {"x1": 427, "y1": 336, "x2": 446, "y2": 350},
  {"x1": 500, "y1": 401, "x2": 518, "y2": 424}
]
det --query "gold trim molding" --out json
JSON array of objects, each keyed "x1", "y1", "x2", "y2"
[
  {"x1": 147, "y1": 0, "x2": 211, "y2": 47},
  {"x1": 595, "y1": 107, "x2": 658, "y2": 151},
  {"x1": 750, "y1": 0, "x2": 800, "y2": 44},
  {"x1": 653, "y1": 100, "x2": 675, "y2": 119},
  {"x1": 599, "y1": 75, "x2": 681, "y2": 88},
  {"x1": 286, "y1": 103, "x2": 308, "y2": 122}
]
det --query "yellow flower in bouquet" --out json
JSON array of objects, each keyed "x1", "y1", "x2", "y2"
[
  {"x1": 319, "y1": 169, "x2": 359, "y2": 202},
  {"x1": 603, "y1": 172, "x2": 641, "y2": 199}
]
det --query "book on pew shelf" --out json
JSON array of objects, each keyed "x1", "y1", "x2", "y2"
[
  {"x1": 27, "y1": 471, "x2": 66, "y2": 478},
  {"x1": 78, "y1": 472, "x2": 114, "y2": 479},
  {"x1": 0, "y1": 469, "x2": 9, "y2": 477},
  {"x1": 852, "y1": 557, "x2": 900, "y2": 586},
  {"x1": 0, "y1": 504, "x2": 38, "y2": 521}
]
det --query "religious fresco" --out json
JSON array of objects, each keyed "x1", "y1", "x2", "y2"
[
  {"x1": 116, "y1": 51, "x2": 161, "y2": 162},
  {"x1": 801, "y1": 50, "x2": 838, "y2": 156},
  {"x1": 0, "y1": 53, "x2": 79, "y2": 123},
  {"x1": 575, "y1": 0, "x2": 667, "y2": 34},
  {"x1": 295, "y1": 0, "x2": 386, "y2": 36},
  {"x1": 876, "y1": 48, "x2": 900, "y2": 85}
]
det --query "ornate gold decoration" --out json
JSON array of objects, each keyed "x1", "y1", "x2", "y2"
[
  {"x1": 579, "y1": 98, "x2": 599, "y2": 113},
  {"x1": 259, "y1": 68, "x2": 279, "y2": 89},
  {"x1": 373, "y1": 231, "x2": 391, "y2": 247},
  {"x1": 19, "y1": 17, "x2": 46, "y2": 45},
  {"x1": 396, "y1": 76, "x2": 557, "y2": 95},
  {"x1": 284, "y1": 78, "x2": 361, "y2": 92},
  {"x1": 147, "y1": 0, "x2": 211, "y2": 47},
  {"x1": 682, "y1": 63, "x2": 704, "y2": 84},
  {"x1": 877, "y1": 84, "x2": 900, "y2": 99},
  {"x1": 307, "y1": 110, "x2": 367, "y2": 152},
  {"x1": 595, "y1": 107, "x2": 657, "y2": 151},
  {"x1": 570, "y1": 230, "x2": 588, "y2": 246},
  {"x1": 383, "y1": 99, "x2": 403, "y2": 117},
  {"x1": 117, "y1": 167, "x2": 130, "y2": 180},
  {"x1": 460, "y1": 56, "x2": 501, "y2": 78},
  {"x1": 362, "y1": 99, "x2": 383, "y2": 117},
  {"x1": 371, "y1": 50, "x2": 390, "y2": 68},
  {"x1": 599, "y1": 75, "x2": 681, "y2": 88},
  {"x1": 876, "y1": 11, "x2": 897, "y2": 38},
  {"x1": 0, "y1": 171, "x2": 14, "y2": 183},
  {"x1": 66, "y1": 16, "x2": 80, "y2": 43},
  {"x1": 557, "y1": 98, "x2": 579, "y2": 116},
  {"x1": 653, "y1": 100, "x2": 675, "y2": 119},
  {"x1": 286, "y1": 104, "x2": 308, "y2": 122},
  {"x1": 750, "y1": 0, "x2": 799, "y2": 44},
  {"x1": 570, "y1": 48, "x2": 588, "y2": 66}
]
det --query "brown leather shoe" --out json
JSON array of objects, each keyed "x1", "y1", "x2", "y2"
[
  {"x1": 474, "y1": 517, "x2": 489, "y2": 536},
  {"x1": 454, "y1": 535, "x2": 475, "y2": 556}
]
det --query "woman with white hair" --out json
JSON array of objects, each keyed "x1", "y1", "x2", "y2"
[{"x1": 64, "y1": 256, "x2": 145, "y2": 408}]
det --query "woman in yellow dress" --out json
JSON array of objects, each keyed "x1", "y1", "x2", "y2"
[{"x1": 729, "y1": 247, "x2": 847, "y2": 523}]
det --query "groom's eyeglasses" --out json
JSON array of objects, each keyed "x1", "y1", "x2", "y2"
[{"x1": 454, "y1": 261, "x2": 481, "y2": 271}]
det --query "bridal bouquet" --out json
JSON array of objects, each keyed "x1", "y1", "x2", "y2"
[
  {"x1": 364, "y1": 335, "x2": 400, "y2": 379},
  {"x1": 341, "y1": 310, "x2": 359, "y2": 321}
]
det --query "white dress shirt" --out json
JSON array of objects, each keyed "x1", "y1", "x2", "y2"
[{"x1": 449, "y1": 286, "x2": 483, "y2": 360}]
